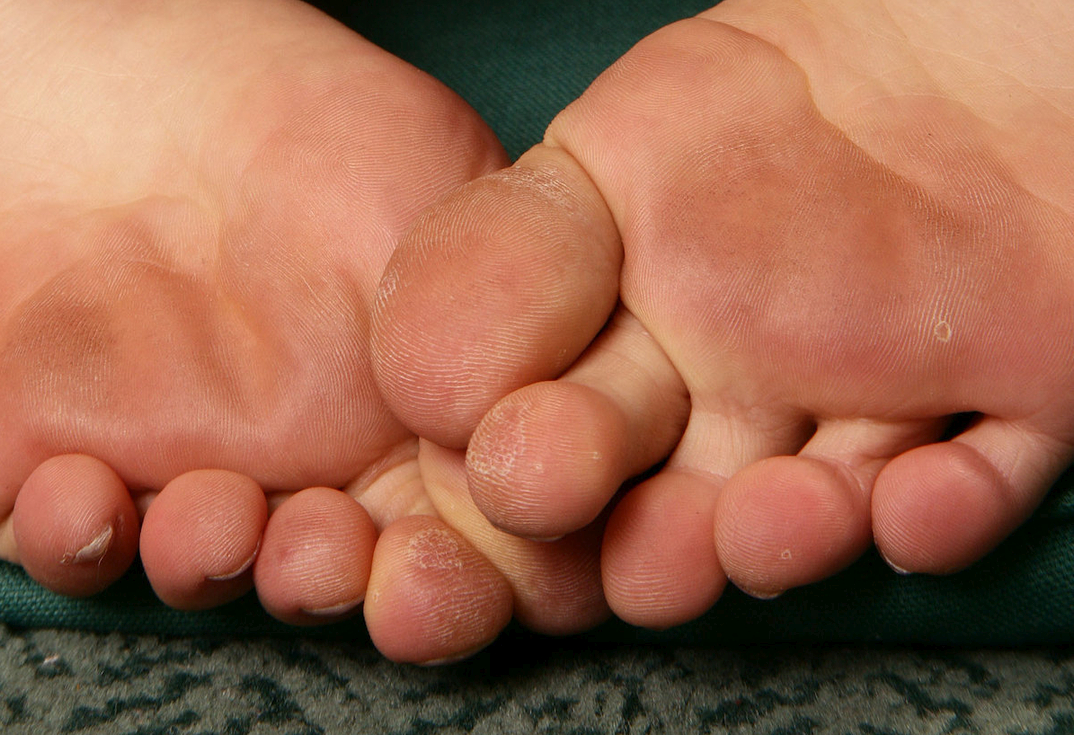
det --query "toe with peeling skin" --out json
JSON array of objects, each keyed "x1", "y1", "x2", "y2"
[
  {"x1": 12, "y1": 454, "x2": 140, "y2": 596},
  {"x1": 61, "y1": 523, "x2": 114, "y2": 565}
]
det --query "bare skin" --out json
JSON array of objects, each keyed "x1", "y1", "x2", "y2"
[
  {"x1": 372, "y1": 0, "x2": 1074, "y2": 628},
  {"x1": 0, "y1": 0, "x2": 607, "y2": 662}
]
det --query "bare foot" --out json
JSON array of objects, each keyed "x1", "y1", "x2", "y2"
[
  {"x1": 0, "y1": 0, "x2": 607, "y2": 661},
  {"x1": 372, "y1": 0, "x2": 1074, "y2": 628}
]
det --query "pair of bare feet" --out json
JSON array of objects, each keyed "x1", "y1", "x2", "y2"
[{"x1": 3, "y1": 0, "x2": 1072, "y2": 663}]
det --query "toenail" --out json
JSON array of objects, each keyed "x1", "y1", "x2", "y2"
[
  {"x1": 419, "y1": 644, "x2": 489, "y2": 667},
  {"x1": 738, "y1": 585, "x2": 783, "y2": 601},
  {"x1": 525, "y1": 534, "x2": 565, "y2": 543},
  {"x1": 61, "y1": 524, "x2": 113, "y2": 564},
  {"x1": 300, "y1": 597, "x2": 363, "y2": 618},
  {"x1": 879, "y1": 553, "x2": 913, "y2": 576},
  {"x1": 206, "y1": 539, "x2": 261, "y2": 582}
]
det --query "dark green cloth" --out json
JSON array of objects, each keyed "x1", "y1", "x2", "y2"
[
  {"x1": 336, "y1": 0, "x2": 715, "y2": 160},
  {"x1": 4, "y1": 0, "x2": 1072, "y2": 646}
]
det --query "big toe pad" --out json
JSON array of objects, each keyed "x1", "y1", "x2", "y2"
[
  {"x1": 12, "y1": 455, "x2": 139, "y2": 597},
  {"x1": 254, "y1": 487, "x2": 377, "y2": 625},
  {"x1": 364, "y1": 515, "x2": 513, "y2": 664},
  {"x1": 140, "y1": 470, "x2": 267, "y2": 610},
  {"x1": 371, "y1": 145, "x2": 623, "y2": 448}
]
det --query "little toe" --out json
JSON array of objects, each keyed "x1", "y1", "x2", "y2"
[
  {"x1": 371, "y1": 143, "x2": 623, "y2": 448},
  {"x1": 364, "y1": 514, "x2": 513, "y2": 665},
  {"x1": 12, "y1": 454, "x2": 139, "y2": 597},
  {"x1": 716, "y1": 418, "x2": 943, "y2": 598},
  {"x1": 874, "y1": 417, "x2": 1074, "y2": 575},
  {"x1": 253, "y1": 487, "x2": 377, "y2": 625},
  {"x1": 467, "y1": 307, "x2": 689, "y2": 539},
  {"x1": 140, "y1": 470, "x2": 267, "y2": 611}
]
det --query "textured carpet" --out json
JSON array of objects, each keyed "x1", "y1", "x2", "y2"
[{"x1": 3, "y1": 624, "x2": 1074, "y2": 734}]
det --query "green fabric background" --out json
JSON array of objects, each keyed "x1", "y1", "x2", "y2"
[{"x1": 3, "y1": 0, "x2": 1072, "y2": 646}]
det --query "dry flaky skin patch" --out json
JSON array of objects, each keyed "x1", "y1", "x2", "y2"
[
  {"x1": 407, "y1": 527, "x2": 465, "y2": 571},
  {"x1": 60, "y1": 524, "x2": 114, "y2": 565}
]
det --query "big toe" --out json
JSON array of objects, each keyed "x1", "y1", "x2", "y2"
[
  {"x1": 371, "y1": 143, "x2": 623, "y2": 448},
  {"x1": 363, "y1": 440, "x2": 610, "y2": 664}
]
